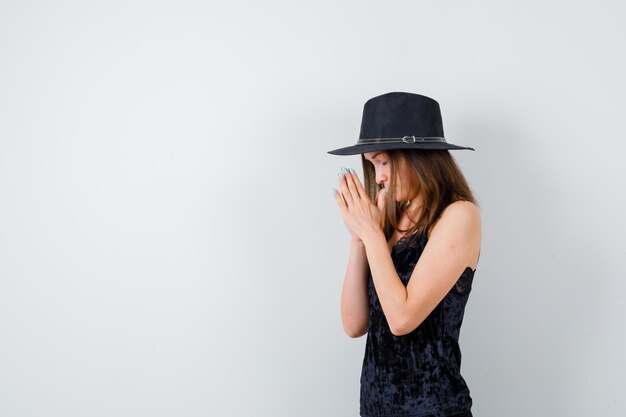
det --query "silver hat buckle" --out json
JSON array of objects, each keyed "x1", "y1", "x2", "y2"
[{"x1": 402, "y1": 136, "x2": 424, "y2": 143}]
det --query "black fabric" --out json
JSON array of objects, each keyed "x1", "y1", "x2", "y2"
[{"x1": 360, "y1": 230, "x2": 475, "y2": 417}]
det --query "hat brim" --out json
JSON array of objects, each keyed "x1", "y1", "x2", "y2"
[{"x1": 327, "y1": 141, "x2": 475, "y2": 155}]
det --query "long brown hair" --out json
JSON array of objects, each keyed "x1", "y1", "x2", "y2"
[{"x1": 360, "y1": 149, "x2": 480, "y2": 241}]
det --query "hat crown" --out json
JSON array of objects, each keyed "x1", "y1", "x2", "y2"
[
  {"x1": 326, "y1": 91, "x2": 474, "y2": 155},
  {"x1": 359, "y1": 92, "x2": 445, "y2": 139}
]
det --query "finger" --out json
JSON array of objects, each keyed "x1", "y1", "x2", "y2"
[
  {"x1": 376, "y1": 187, "x2": 387, "y2": 211},
  {"x1": 344, "y1": 167, "x2": 362, "y2": 201},
  {"x1": 332, "y1": 187, "x2": 347, "y2": 210},
  {"x1": 350, "y1": 168, "x2": 369, "y2": 201},
  {"x1": 337, "y1": 171, "x2": 354, "y2": 207},
  {"x1": 376, "y1": 187, "x2": 388, "y2": 228}
]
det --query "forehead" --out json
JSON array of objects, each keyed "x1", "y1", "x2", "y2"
[{"x1": 363, "y1": 151, "x2": 387, "y2": 160}]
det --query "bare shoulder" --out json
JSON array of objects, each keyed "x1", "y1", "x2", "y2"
[
  {"x1": 428, "y1": 200, "x2": 481, "y2": 243},
  {"x1": 443, "y1": 200, "x2": 481, "y2": 223}
]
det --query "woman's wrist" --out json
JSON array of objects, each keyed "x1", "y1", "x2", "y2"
[
  {"x1": 351, "y1": 236, "x2": 364, "y2": 246},
  {"x1": 360, "y1": 229, "x2": 386, "y2": 248}
]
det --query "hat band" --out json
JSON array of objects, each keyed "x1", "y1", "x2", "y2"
[{"x1": 357, "y1": 136, "x2": 447, "y2": 144}]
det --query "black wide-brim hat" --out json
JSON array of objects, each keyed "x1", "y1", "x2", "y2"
[{"x1": 327, "y1": 92, "x2": 475, "y2": 155}]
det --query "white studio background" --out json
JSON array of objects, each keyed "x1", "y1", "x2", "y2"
[{"x1": 1, "y1": 1, "x2": 625, "y2": 416}]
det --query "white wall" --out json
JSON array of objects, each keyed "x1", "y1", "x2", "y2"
[{"x1": 1, "y1": 1, "x2": 624, "y2": 416}]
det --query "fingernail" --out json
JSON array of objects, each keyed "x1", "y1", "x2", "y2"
[
  {"x1": 349, "y1": 168, "x2": 355, "y2": 174},
  {"x1": 341, "y1": 167, "x2": 348, "y2": 174},
  {"x1": 331, "y1": 187, "x2": 336, "y2": 195},
  {"x1": 385, "y1": 186, "x2": 388, "y2": 193},
  {"x1": 338, "y1": 172, "x2": 344, "y2": 179}
]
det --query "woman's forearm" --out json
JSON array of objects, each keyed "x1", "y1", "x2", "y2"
[
  {"x1": 340, "y1": 238, "x2": 370, "y2": 338},
  {"x1": 361, "y1": 229, "x2": 407, "y2": 335}
]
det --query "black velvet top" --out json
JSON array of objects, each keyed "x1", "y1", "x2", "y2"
[{"x1": 360, "y1": 230, "x2": 475, "y2": 417}]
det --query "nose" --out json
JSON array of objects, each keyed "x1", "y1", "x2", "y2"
[{"x1": 375, "y1": 169, "x2": 387, "y2": 187}]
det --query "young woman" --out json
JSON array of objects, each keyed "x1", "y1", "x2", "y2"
[{"x1": 328, "y1": 92, "x2": 481, "y2": 417}]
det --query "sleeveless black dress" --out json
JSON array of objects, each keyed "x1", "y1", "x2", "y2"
[{"x1": 360, "y1": 230, "x2": 475, "y2": 417}]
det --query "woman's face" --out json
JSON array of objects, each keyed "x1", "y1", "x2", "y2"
[{"x1": 363, "y1": 151, "x2": 417, "y2": 201}]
